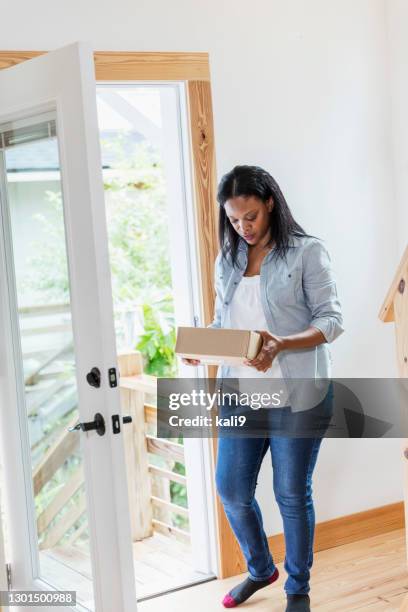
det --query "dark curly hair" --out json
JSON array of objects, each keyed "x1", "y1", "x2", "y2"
[{"x1": 217, "y1": 165, "x2": 316, "y2": 268}]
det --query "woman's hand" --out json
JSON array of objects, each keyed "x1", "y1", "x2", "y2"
[
  {"x1": 181, "y1": 357, "x2": 201, "y2": 366},
  {"x1": 244, "y1": 330, "x2": 286, "y2": 373}
]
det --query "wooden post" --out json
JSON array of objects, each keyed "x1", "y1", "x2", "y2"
[
  {"x1": 118, "y1": 352, "x2": 153, "y2": 541},
  {"x1": 152, "y1": 459, "x2": 173, "y2": 530}
]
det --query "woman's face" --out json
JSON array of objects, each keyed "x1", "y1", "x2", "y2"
[{"x1": 224, "y1": 195, "x2": 273, "y2": 246}]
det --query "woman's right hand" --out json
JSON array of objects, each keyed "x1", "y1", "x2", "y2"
[{"x1": 181, "y1": 357, "x2": 201, "y2": 366}]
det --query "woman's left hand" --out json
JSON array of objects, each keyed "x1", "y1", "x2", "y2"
[{"x1": 244, "y1": 330, "x2": 286, "y2": 372}]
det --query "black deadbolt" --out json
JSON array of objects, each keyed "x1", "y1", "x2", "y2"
[
  {"x1": 86, "y1": 367, "x2": 101, "y2": 388},
  {"x1": 112, "y1": 414, "x2": 133, "y2": 434}
]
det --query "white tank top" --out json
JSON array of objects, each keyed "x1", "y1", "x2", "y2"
[{"x1": 228, "y1": 274, "x2": 289, "y2": 407}]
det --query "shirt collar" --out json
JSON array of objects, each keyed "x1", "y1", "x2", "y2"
[{"x1": 237, "y1": 233, "x2": 300, "y2": 252}]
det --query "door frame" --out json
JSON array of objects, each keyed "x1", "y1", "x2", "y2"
[{"x1": 0, "y1": 50, "x2": 243, "y2": 580}]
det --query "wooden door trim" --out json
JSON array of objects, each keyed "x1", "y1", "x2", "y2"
[{"x1": 0, "y1": 51, "x2": 210, "y2": 81}]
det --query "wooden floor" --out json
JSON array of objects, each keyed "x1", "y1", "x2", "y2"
[
  {"x1": 40, "y1": 531, "x2": 212, "y2": 605},
  {"x1": 138, "y1": 529, "x2": 408, "y2": 612}
]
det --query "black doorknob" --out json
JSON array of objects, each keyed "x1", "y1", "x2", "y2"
[
  {"x1": 68, "y1": 412, "x2": 106, "y2": 436},
  {"x1": 86, "y1": 367, "x2": 101, "y2": 388}
]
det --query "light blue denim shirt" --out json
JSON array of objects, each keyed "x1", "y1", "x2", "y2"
[{"x1": 208, "y1": 233, "x2": 345, "y2": 412}]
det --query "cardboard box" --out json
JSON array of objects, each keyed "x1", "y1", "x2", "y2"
[{"x1": 175, "y1": 326, "x2": 263, "y2": 365}]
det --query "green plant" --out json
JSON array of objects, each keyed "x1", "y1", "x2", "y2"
[
  {"x1": 170, "y1": 461, "x2": 188, "y2": 530},
  {"x1": 136, "y1": 297, "x2": 177, "y2": 377},
  {"x1": 170, "y1": 462, "x2": 187, "y2": 508}
]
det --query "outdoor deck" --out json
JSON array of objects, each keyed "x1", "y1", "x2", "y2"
[{"x1": 41, "y1": 531, "x2": 213, "y2": 606}]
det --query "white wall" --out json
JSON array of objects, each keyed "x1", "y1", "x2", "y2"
[
  {"x1": 0, "y1": 0, "x2": 404, "y2": 536},
  {"x1": 386, "y1": 0, "x2": 408, "y2": 255}
]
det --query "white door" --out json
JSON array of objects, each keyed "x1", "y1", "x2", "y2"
[{"x1": 0, "y1": 43, "x2": 138, "y2": 611}]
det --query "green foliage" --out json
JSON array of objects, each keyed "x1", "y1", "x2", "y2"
[
  {"x1": 21, "y1": 190, "x2": 70, "y2": 304},
  {"x1": 170, "y1": 461, "x2": 187, "y2": 508},
  {"x1": 103, "y1": 138, "x2": 172, "y2": 306},
  {"x1": 135, "y1": 298, "x2": 176, "y2": 377},
  {"x1": 170, "y1": 462, "x2": 188, "y2": 530},
  {"x1": 101, "y1": 136, "x2": 178, "y2": 374}
]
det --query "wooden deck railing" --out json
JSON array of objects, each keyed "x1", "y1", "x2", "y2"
[
  {"x1": 21, "y1": 303, "x2": 188, "y2": 548},
  {"x1": 29, "y1": 343, "x2": 189, "y2": 548},
  {"x1": 118, "y1": 351, "x2": 189, "y2": 542}
]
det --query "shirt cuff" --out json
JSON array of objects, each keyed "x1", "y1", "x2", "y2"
[{"x1": 310, "y1": 317, "x2": 344, "y2": 344}]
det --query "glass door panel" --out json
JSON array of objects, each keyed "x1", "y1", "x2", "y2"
[{"x1": 0, "y1": 113, "x2": 94, "y2": 610}]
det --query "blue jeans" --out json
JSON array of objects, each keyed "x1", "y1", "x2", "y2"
[{"x1": 215, "y1": 382, "x2": 334, "y2": 595}]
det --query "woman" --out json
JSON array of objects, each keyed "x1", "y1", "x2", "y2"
[{"x1": 182, "y1": 165, "x2": 344, "y2": 612}]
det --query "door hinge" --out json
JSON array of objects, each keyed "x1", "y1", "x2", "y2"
[{"x1": 6, "y1": 562, "x2": 11, "y2": 590}]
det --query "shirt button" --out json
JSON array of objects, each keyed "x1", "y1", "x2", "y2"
[{"x1": 224, "y1": 301, "x2": 229, "y2": 305}]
